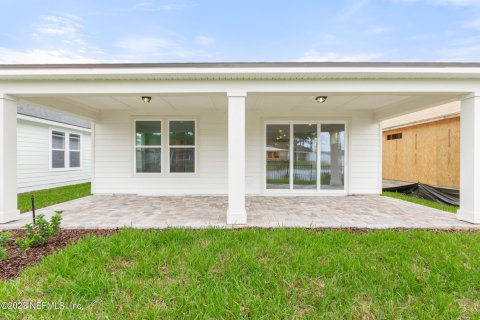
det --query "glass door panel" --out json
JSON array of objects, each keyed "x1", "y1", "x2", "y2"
[
  {"x1": 293, "y1": 124, "x2": 317, "y2": 189},
  {"x1": 266, "y1": 124, "x2": 290, "y2": 189},
  {"x1": 320, "y1": 124, "x2": 345, "y2": 190}
]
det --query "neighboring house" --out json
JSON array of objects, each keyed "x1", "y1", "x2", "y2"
[
  {"x1": 382, "y1": 102, "x2": 460, "y2": 189},
  {"x1": 0, "y1": 62, "x2": 479, "y2": 225},
  {"x1": 16, "y1": 103, "x2": 91, "y2": 192}
]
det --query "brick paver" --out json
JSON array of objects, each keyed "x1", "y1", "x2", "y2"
[{"x1": 1, "y1": 195, "x2": 478, "y2": 229}]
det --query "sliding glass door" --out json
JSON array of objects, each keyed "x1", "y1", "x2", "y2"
[
  {"x1": 293, "y1": 124, "x2": 317, "y2": 189},
  {"x1": 266, "y1": 122, "x2": 346, "y2": 192},
  {"x1": 320, "y1": 124, "x2": 346, "y2": 190},
  {"x1": 266, "y1": 125, "x2": 290, "y2": 189}
]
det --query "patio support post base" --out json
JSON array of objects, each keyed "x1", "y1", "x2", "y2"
[
  {"x1": 458, "y1": 94, "x2": 480, "y2": 224},
  {"x1": 227, "y1": 92, "x2": 247, "y2": 225},
  {"x1": 0, "y1": 95, "x2": 21, "y2": 224},
  {"x1": 227, "y1": 211, "x2": 247, "y2": 225}
]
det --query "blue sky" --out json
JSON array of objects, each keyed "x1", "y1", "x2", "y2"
[{"x1": 1, "y1": 0, "x2": 480, "y2": 63}]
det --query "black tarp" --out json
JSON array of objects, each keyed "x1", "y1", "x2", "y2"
[{"x1": 383, "y1": 183, "x2": 459, "y2": 206}]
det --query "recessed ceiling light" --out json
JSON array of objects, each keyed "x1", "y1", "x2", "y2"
[
  {"x1": 315, "y1": 96, "x2": 328, "y2": 103},
  {"x1": 141, "y1": 96, "x2": 152, "y2": 103}
]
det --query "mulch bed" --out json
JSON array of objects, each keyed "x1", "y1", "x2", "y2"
[{"x1": 0, "y1": 229, "x2": 117, "y2": 280}]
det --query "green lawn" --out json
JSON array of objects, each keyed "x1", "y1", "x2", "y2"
[
  {"x1": 17, "y1": 183, "x2": 91, "y2": 213},
  {"x1": 1, "y1": 228, "x2": 479, "y2": 319},
  {"x1": 382, "y1": 191, "x2": 458, "y2": 213}
]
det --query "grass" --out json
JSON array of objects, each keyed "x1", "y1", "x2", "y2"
[
  {"x1": 17, "y1": 183, "x2": 92, "y2": 213},
  {"x1": 1, "y1": 228, "x2": 479, "y2": 319},
  {"x1": 382, "y1": 191, "x2": 458, "y2": 213}
]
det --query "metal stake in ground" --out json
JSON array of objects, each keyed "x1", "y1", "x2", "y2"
[{"x1": 31, "y1": 194, "x2": 36, "y2": 224}]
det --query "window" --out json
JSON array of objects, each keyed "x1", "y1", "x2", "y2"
[
  {"x1": 69, "y1": 134, "x2": 81, "y2": 168},
  {"x1": 51, "y1": 130, "x2": 82, "y2": 169},
  {"x1": 169, "y1": 120, "x2": 195, "y2": 173},
  {"x1": 135, "y1": 121, "x2": 162, "y2": 173},
  {"x1": 51, "y1": 131, "x2": 65, "y2": 168}
]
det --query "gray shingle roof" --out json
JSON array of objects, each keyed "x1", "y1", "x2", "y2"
[
  {"x1": 1, "y1": 62, "x2": 480, "y2": 69},
  {"x1": 17, "y1": 102, "x2": 91, "y2": 129}
]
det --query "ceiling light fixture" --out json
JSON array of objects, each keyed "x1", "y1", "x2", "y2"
[
  {"x1": 315, "y1": 96, "x2": 328, "y2": 103},
  {"x1": 141, "y1": 96, "x2": 152, "y2": 103}
]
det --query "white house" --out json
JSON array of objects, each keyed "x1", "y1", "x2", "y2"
[
  {"x1": 0, "y1": 62, "x2": 479, "y2": 225},
  {"x1": 16, "y1": 103, "x2": 91, "y2": 193}
]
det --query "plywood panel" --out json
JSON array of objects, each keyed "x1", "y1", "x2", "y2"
[{"x1": 382, "y1": 116, "x2": 459, "y2": 189}]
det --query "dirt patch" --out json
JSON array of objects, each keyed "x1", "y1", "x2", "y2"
[{"x1": 0, "y1": 229, "x2": 117, "y2": 280}]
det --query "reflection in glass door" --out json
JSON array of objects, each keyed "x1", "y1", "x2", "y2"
[
  {"x1": 293, "y1": 124, "x2": 317, "y2": 189},
  {"x1": 266, "y1": 124, "x2": 290, "y2": 189},
  {"x1": 266, "y1": 122, "x2": 346, "y2": 192},
  {"x1": 320, "y1": 124, "x2": 345, "y2": 190}
]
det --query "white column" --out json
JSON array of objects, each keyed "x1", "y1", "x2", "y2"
[
  {"x1": 90, "y1": 122, "x2": 96, "y2": 195},
  {"x1": 457, "y1": 94, "x2": 480, "y2": 224},
  {"x1": 227, "y1": 92, "x2": 247, "y2": 224},
  {"x1": 0, "y1": 95, "x2": 21, "y2": 223}
]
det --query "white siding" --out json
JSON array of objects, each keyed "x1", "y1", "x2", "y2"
[
  {"x1": 17, "y1": 117, "x2": 91, "y2": 192},
  {"x1": 94, "y1": 108, "x2": 380, "y2": 195},
  {"x1": 94, "y1": 110, "x2": 228, "y2": 194}
]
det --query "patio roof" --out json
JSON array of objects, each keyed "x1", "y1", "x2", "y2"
[{"x1": 1, "y1": 61, "x2": 480, "y2": 81}]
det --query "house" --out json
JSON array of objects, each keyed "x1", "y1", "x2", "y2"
[
  {"x1": 382, "y1": 102, "x2": 460, "y2": 189},
  {"x1": 0, "y1": 62, "x2": 479, "y2": 225},
  {"x1": 17, "y1": 102, "x2": 91, "y2": 192}
]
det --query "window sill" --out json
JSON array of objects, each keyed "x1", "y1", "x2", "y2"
[{"x1": 49, "y1": 167, "x2": 83, "y2": 172}]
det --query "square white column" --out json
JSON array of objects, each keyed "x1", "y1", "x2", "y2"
[
  {"x1": 227, "y1": 92, "x2": 247, "y2": 224},
  {"x1": 0, "y1": 95, "x2": 21, "y2": 223},
  {"x1": 457, "y1": 94, "x2": 480, "y2": 224}
]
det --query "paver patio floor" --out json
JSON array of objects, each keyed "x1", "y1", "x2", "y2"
[{"x1": 2, "y1": 194, "x2": 478, "y2": 229}]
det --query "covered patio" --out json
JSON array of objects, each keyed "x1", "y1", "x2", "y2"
[
  {"x1": 1, "y1": 195, "x2": 477, "y2": 229},
  {"x1": 1, "y1": 62, "x2": 480, "y2": 226}
]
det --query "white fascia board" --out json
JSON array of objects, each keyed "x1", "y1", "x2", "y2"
[
  {"x1": 17, "y1": 114, "x2": 91, "y2": 133},
  {"x1": 2, "y1": 66, "x2": 480, "y2": 80}
]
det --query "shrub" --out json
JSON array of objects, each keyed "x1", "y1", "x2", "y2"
[
  {"x1": 0, "y1": 231, "x2": 12, "y2": 261},
  {"x1": 16, "y1": 211, "x2": 63, "y2": 251}
]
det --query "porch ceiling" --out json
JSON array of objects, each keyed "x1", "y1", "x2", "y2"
[{"x1": 17, "y1": 92, "x2": 461, "y2": 121}]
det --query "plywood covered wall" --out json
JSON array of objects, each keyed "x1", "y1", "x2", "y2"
[{"x1": 382, "y1": 116, "x2": 460, "y2": 189}]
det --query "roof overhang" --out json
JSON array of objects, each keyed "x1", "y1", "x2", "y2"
[{"x1": 1, "y1": 62, "x2": 480, "y2": 81}]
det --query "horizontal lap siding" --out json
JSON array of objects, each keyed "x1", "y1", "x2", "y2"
[
  {"x1": 94, "y1": 109, "x2": 380, "y2": 195},
  {"x1": 94, "y1": 110, "x2": 228, "y2": 194},
  {"x1": 349, "y1": 116, "x2": 380, "y2": 194},
  {"x1": 17, "y1": 119, "x2": 92, "y2": 192}
]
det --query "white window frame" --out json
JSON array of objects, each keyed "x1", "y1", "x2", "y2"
[
  {"x1": 132, "y1": 117, "x2": 198, "y2": 177},
  {"x1": 68, "y1": 133, "x2": 82, "y2": 169},
  {"x1": 49, "y1": 128, "x2": 82, "y2": 171},
  {"x1": 134, "y1": 119, "x2": 163, "y2": 175},
  {"x1": 263, "y1": 120, "x2": 349, "y2": 194},
  {"x1": 168, "y1": 119, "x2": 197, "y2": 174}
]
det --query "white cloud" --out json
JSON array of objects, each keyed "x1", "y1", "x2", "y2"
[
  {"x1": 32, "y1": 14, "x2": 85, "y2": 46},
  {"x1": 393, "y1": 0, "x2": 480, "y2": 6},
  {"x1": 115, "y1": 36, "x2": 191, "y2": 57},
  {"x1": 463, "y1": 18, "x2": 480, "y2": 28},
  {"x1": 0, "y1": 13, "x2": 106, "y2": 63},
  {"x1": 195, "y1": 36, "x2": 215, "y2": 46},
  {"x1": 366, "y1": 26, "x2": 392, "y2": 35},
  {"x1": 296, "y1": 49, "x2": 382, "y2": 62},
  {"x1": 337, "y1": 0, "x2": 369, "y2": 20},
  {"x1": 0, "y1": 47, "x2": 99, "y2": 64},
  {"x1": 436, "y1": 36, "x2": 480, "y2": 60},
  {"x1": 132, "y1": 1, "x2": 188, "y2": 11},
  {"x1": 321, "y1": 34, "x2": 336, "y2": 41},
  {"x1": 115, "y1": 35, "x2": 213, "y2": 60}
]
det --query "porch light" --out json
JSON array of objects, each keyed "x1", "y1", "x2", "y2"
[
  {"x1": 315, "y1": 96, "x2": 328, "y2": 103},
  {"x1": 141, "y1": 96, "x2": 152, "y2": 103}
]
